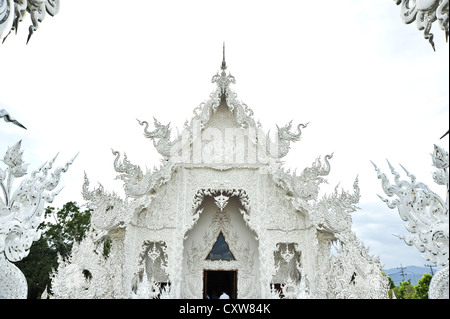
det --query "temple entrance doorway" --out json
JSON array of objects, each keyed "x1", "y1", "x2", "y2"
[{"x1": 203, "y1": 270, "x2": 237, "y2": 299}]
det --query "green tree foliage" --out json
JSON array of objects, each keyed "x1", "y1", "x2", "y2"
[
  {"x1": 15, "y1": 201, "x2": 92, "y2": 299},
  {"x1": 14, "y1": 234, "x2": 58, "y2": 299},
  {"x1": 388, "y1": 272, "x2": 434, "y2": 299},
  {"x1": 386, "y1": 274, "x2": 396, "y2": 289},
  {"x1": 413, "y1": 273, "x2": 432, "y2": 299},
  {"x1": 385, "y1": 273, "x2": 397, "y2": 299},
  {"x1": 42, "y1": 201, "x2": 92, "y2": 260},
  {"x1": 398, "y1": 280, "x2": 415, "y2": 299}
]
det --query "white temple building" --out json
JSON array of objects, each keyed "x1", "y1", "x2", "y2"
[{"x1": 49, "y1": 49, "x2": 389, "y2": 299}]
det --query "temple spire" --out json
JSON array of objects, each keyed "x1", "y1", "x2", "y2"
[
  {"x1": 212, "y1": 42, "x2": 235, "y2": 95},
  {"x1": 221, "y1": 42, "x2": 227, "y2": 71}
]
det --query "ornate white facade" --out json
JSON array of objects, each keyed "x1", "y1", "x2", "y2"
[{"x1": 49, "y1": 52, "x2": 389, "y2": 299}]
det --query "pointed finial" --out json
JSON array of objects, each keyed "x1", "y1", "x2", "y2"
[{"x1": 221, "y1": 42, "x2": 227, "y2": 70}]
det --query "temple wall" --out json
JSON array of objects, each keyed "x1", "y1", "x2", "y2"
[{"x1": 120, "y1": 165, "x2": 318, "y2": 298}]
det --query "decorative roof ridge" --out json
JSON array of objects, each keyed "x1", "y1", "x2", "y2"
[
  {"x1": 186, "y1": 44, "x2": 256, "y2": 131},
  {"x1": 135, "y1": 47, "x2": 309, "y2": 168}
]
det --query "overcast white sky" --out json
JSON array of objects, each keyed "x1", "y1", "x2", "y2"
[{"x1": 1, "y1": 0, "x2": 448, "y2": 270}]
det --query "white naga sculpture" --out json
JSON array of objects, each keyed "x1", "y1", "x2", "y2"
[
  {"x1": 0, "y1": 140, "x2": 76, "y2": 298},
  {"x1": 393, "y1": 0, "x2": 449, "y2": 50},
  {"x1": 49, "y1": 50, "x2": 390, "y2": 299},
  {"x1": 0, "y1": 0, "x2": 59, "y2": 43},
  {"x1": 372, "y1": 144, "x2": 449, "y2": 299}
]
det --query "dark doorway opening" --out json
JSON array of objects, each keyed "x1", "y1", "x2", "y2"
[{"x1": 203, "y1": 270, "x2": 237, "y2": 299}]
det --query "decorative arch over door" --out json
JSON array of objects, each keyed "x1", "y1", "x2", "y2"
[
  {"x1": 182, "y1": 188, "x2": 260, "y2": 298},
  {"x1": 192, "y1": 188, "x2": 250, "y2": 213},
  {"x1": 190, "y1": 188, "x2": 253, "y2": 236}
]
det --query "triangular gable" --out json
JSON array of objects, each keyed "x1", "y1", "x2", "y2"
[
  {"x1": 114, "y1": 47, "x2": 310, "y2": 199},
  {"x1": 206, "y1": 232, "x2": 235, "y2": 261}
]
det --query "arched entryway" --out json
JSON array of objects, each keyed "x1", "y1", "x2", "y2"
[{"x1": 181, "y1": 189, "x2": 259, "y2": 298}]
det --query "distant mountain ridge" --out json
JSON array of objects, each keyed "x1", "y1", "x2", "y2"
[{"x1": 384, "y1": 265, "x2": 440, "y2": 286}]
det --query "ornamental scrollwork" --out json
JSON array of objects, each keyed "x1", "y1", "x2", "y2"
[
  {"x1": 210, "y1": 52, "x2": 256, "y2": 130},
  {"x1": 428, "y1": 264, "x2": 449, "y2": 299},
  {"x1": 0, "y1": 140, "x2": 76, "y2": 298},
  {"x1": 267, "y1": 121, "x2": 308, "y2": 159},
  {"x1": 0, "y1": 0, "x2": 60, "y2": 43},
  {"x1": 137, "y1": 118, "x2": 181, "y2": 161},
  {"x1": 189, "y1": 49, "x2": 256, "y2": 131},
  {"x1": 372, "y1": 144, "x2": 449, "y2": 298},
  {"x1": 272, "y1": 243, "x2": 302, "y2": 287},
  {"x1": 49, "y1": 229, "x2": 114, "y2": 299},
  {"x1": 82, "y1": 172, "x2": 126, "y2": 231},
  {"x1": 214, "y1": 192, "x2": 230, "y2": 211},
  {"x1": 274, "y1": 154, "x2": 333, "y2": 202},
  {"x1": 112, "y1": 149, "x2": 143, "y2": 185},
  {"x1": 192, "y1": 188, "x2": 251, "y2": 213},
  {"x1": 393, "y1": 0, "x2": 449, "y2": 50},
  {"x1": 318, "y1": 231, "x2": 389, "y2": 299},
  {"x1": 111, "y1": 149, "x2": 174, "y2": 198},
  {"x1": 310, "y1": 176, "x2": 361, "y2": 234},
  {"x1": 132, "y1": 241, "x2": 170, "y2": 298}
]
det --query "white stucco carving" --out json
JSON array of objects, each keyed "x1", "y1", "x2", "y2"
[
  {"x1": 49, "y1": 50, "x2": 389, "y2": 299},
  {"x1": 0, "y1": 0, "x2": 60, "y2": 43},
  {"x1": 373, "y1": 144, "x2": 449, "y2": 299},
  {"x1": 393, "y1": 0, "x2": 449, "y2": 50},
  {"x1": 0, "y1": 140, "x2": 76, "y2": 298}
]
